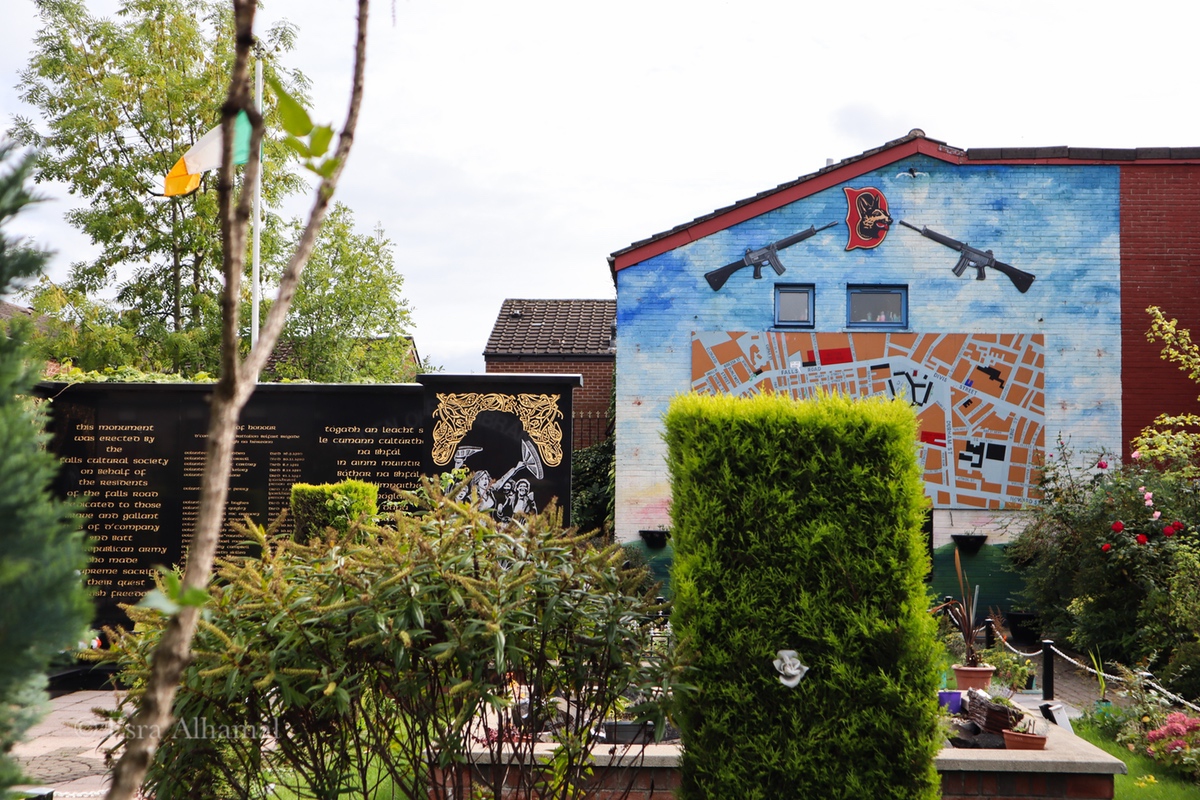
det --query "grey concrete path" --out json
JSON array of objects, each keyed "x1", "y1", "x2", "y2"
[{"x1": 10, "y1": 690, "x2": 121, "y2": 798}]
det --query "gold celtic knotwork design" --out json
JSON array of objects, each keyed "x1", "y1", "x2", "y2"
[{"x1": 432, "y1": 393, "x2": 563, "y2": 467}]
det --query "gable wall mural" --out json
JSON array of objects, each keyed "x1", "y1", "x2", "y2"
[
  {"x1": 692, "y1": 331, "x2": 1045, "y2": 510},
  {"x1": 614, "y1": 156, "x2": 1123, "y2": 562}
]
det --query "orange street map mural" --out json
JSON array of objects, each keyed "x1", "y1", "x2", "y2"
[{"x1": 691, "y1": 332, "x2": 1045, "y2": 509}]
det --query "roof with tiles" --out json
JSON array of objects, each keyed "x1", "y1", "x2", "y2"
[
  {"x1": 607, "y1": 129, "x2": 1200, "y2": 274},
  {"x1": 484, "y1": 299, "x2": 616, "y2": 359},
  {"x1": 0, "y1": 300, "x2": 34, "y2": 320}
]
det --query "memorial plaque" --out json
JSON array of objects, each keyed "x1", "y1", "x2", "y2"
[{"x1": 38, "y1": 374, "x2": 580, "y2": 628}]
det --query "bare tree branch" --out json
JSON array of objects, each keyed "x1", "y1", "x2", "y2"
[{"x1": 102, "y1": 2, "x2": 371, "y2": 797}]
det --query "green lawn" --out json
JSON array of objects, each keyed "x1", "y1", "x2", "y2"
[{"x1": 1073, "y1": 720, "x2": 1199, "y2": 800}]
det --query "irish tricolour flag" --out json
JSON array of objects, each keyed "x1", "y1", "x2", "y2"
[{"x1": 163, "y1": 111, "x2": 252, "y2": 197}]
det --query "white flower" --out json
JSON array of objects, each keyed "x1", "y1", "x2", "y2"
[{"x1": 773, "y1": 650, "x2": 809, "y2": 688}]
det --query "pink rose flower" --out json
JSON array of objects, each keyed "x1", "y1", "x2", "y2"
[
  {"x1": 1097, "y1": 459, "x2": 1108, "y2": 469},
  {"x1": 1153, "y1": 511, "x2": 1162, "y2": 520},
  {"x1": 1132, "y1": 450, "x2": 1141, "y2": 459}
]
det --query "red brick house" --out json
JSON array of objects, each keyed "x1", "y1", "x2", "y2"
[{"x1": 484, "y1": 299, "x2": 615, "y2": 450}]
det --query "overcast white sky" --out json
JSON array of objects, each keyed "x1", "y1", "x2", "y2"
[{"x1": 2, "y1": 0, "x2": 1196, "y2": 373}]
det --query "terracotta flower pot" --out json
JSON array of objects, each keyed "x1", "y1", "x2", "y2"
[
  {"x1": 1002, "y1": 729, "x2": 1047, "y2": 750},
  {"x1": 952, "y1": 664, "x2": 996, "y2": 691}
]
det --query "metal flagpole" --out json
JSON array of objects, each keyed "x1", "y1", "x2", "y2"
[{"x1": 251, "y1": 55, "x2": 263, "y2": 350}]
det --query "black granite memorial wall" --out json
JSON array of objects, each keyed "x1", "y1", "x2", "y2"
[{"x1": 37, "y1": 374, "x2": 581, "y2": 628}]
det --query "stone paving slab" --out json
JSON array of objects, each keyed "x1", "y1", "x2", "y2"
[{"x1": 10, "y1": 690, "x2": 119, "y2": 797}]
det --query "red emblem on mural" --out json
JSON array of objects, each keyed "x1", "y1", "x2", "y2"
[{"x1": 844, "y1": 187, "x2": 893, "y2": 251}]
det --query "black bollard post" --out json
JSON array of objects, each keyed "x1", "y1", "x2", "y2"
[
  {"x1": 984, "y1": 618, "x2": 995, "y2": 650},
  {"x1": 1042, "y1": 639, "x2": 1054, "y2": 701}
]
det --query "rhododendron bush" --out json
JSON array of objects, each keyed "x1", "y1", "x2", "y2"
[{"x1": 1007, "y1": 438, "x2": 1200, "y2": 675}]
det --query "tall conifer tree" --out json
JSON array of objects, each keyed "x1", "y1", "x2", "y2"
[{"x1": 0, "y1": 144, "x2": 92, "y2": 792}]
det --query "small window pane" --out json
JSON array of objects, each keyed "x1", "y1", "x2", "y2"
[
  {"x1": 775, "y1": 285, "x2": 814, "y2": 327},
  {"x1": 848, "y1": 286, "x2": 906, "y2": 327},
  {"x1": 778, "y1": 291, "x2": 810, "y2": 323}
]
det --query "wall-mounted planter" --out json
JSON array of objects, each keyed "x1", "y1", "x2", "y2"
[
  {"x1": 950, "y1": 533, "x2": 988, "y2": 555},
  {"x1": 639, "y1": 529, "x2": 670, "y2": 549}
]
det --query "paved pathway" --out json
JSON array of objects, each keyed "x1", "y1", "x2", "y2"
[{"x1": 10, "y1": 690, "x2": 120, "y2": 798}]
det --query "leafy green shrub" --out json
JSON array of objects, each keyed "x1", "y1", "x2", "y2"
[
  {"x1": 979, "y1": 646, "x2": 1036, "y2": 696},
  {"x1": 1007, "y1": 438, "x2": 1200, "y2": 665},
  {"x1": 1162, "y1": 641, "x2": 1200, "y2": 702},
  {"x1": 104, "y1": 481, "x2": 674, "y2": 800},
  {"x1": 1162, "y1": 544, "x2": 1200, "y2": 700},
  {"x1": 665, "y1": 392, "x2": 941, "y2": 800},
  {"x1": 289, "y1": 479, "x2": 378, "y2": 541},
  {"x1": 570, "y1": 433, "x2": 614, "y2": 538}
]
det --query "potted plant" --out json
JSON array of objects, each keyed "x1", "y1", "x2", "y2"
[
  {"x1": 983, "y1": 645, "x2": 1036, "y2": 697},
  {"x1": 933, "y1": 549, "x2": 995, "y2": 690},
  {"x1": 1002, "y1": 717, "x2": 1047, "y2": 750}
]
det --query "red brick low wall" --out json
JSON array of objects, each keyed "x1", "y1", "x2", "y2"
[
  {"x1": 941, "y1": 770, "x2": 1113, "y2": 799},
  {"x1": 450, "y1": 762, "x2": 1112, "y2": 800},
  {"x1": 444, "y1": 728, "x2": 1122, "y2": 800},
  {"x1": 432, "y1": 758, "x2": 681, "y2": 800}
]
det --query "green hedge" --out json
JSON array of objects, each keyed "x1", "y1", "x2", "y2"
[
  {"x1": 665, "y1": 392, "x2": 941, "y2": 800},
  {"x1": 289, "y1": 479, "x2": 379, "y2": 542}
]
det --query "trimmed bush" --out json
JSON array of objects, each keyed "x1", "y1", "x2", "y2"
[
  {"x1": 665, "y1": 392, "x2": 941, "y2": 800},
  {"x1": 289, "y1": 479, "x2": 378, "y2": 541}
]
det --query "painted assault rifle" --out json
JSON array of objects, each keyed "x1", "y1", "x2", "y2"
[
  {"x1": 704, "y1": 221, "x2": 838, "y2": 291},
  {"x1": 898, "y1": 220, "x2": 1035, "y2": 293}
]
